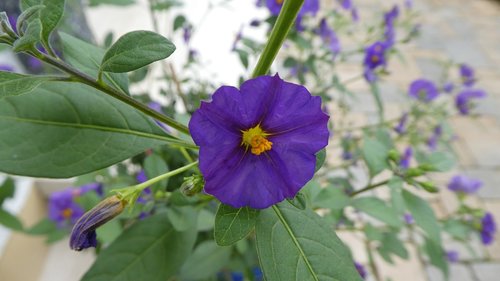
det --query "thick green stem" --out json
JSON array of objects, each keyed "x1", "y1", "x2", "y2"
[
  {"x1": 135, "y1": 161, "x2": 198, "y2": 191},
  {"x1": 251, "y1": 0, "x2": 304, "y2": 78}
]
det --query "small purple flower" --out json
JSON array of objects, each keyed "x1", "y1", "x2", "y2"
[
  {"x1": 443, "y1": 82, "x2": 454, "y2": 93},
  {"x1": 480, "y1": 212, "x2": 496, "y2": 245},
  {"x1": 136, "y1": 170, "x2": 148, "y2": 183},
  {"x1": 364, "y1": 41, "x2": 387, "y2": 70},
  {"x1": 363, "y1": 68, "x2": 377, "y2": 83},
  {"x1": 183, "y1": 25, "x2": 192, "y2": 44},
  {"x1": 459, "y1": 64, "x2": 475, "y2": 87},
  {"x1": 383, "y1": 23, "x2": 396, "y2": 48},
  {"x1": 446, "y1": 250, "x2": 459, "y2": 263},
  {"x1": 49, "y1": 189, "x2": 85, "y2": 227},
  {"x1": 339, "y1": 0, "x2": 352, "y2": 10},
  {"x1": 189, "y1": 74, "x2": 329, "y2": 209},
  {"x1": 0, "y1": 64, "x2": 14, "y2": 72},
  {"x1": 408, "y1": 79, "x2": 439, "y2": 102},
  {"x1": 394, "y1": 112, "x2": 408, "y2": 134},
  {"x1": 70, "y1": 196, "x2": 125, "y2": 251},
  {"x1": 399, "y1": 147, "x2": 413, "y2": 170},
  {"x1": 404, "y1": 213, "x2": 414, "y2": 224},
  {"x1": 427, "y1": 125, "x2": 442, "y2": 150},
  {"x1": 354, "y1": 262, "x2": 367, "y2": 279},
  {"x1": 135, "y1": 170, "x2": 152, "y2": 205},
  {"x1": 455, "y1": 88, "x2": 486, "y2": 115},
  {"x1": 318, "y1": 18, "x2": 341, "y2": 56},
  {"x1": 384, "y1": 5, "x2": 399, "y2": 26},
  {"x1": 265, "y1": 0, "x2": 319, "y2": 17},
  {"x1": 447, "y1": 175, "x2": 482, "y2": 194},
  {"x1": 351, "y1": 8, "x2": 359, "y2": 22},
  {"x1": 405, "y1": 0, "x2": 413, "y2": 9}
]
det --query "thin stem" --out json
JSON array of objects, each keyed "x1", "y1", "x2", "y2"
[
  {"x1": 135, "y1": 161, "x2": 198, "y2": 191},
  {"x1": 31, "y1": 50, "x2": 191, "y2": 135},
  {"x1": 350, "y1": 180, "x2": 389, "y2": 197},
  {"x1": 365, "y1": 240, "x2": 382, "y2": 281},
  {"x1": 251, "y1": 0, "x2": 304, "y2": 77}
]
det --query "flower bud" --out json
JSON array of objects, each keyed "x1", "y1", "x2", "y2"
[
  {"x1": 418, "y1": 163, "x2": 437, "y2": 172},
  {"x1": 69, "y1": 195, "x2": 125, "y2": 251},
  {"x1": 387, "y1": 149, "x2": 400, "y2": 162},
  {"x1": 405, "y1": 168, "x2": 424, "y2": 177},
  {"x1": 180, "y1": 174, "x2": 204, "y2": 197},
  {"x1": 419, "y1": 181, "x2": 438, "y2": 193}
]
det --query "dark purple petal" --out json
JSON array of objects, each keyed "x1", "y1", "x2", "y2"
[
  {"x1": 354, "y1": 262, "x2": 367, "y2": 279},
  {"x1": 480, "y1": 212, "x2": 496, "y2": 245},
  {"x1": 0, "y1": 64, "x2": 15, "y2": 72},
  {"x1": 446, "y1": 250, "x2": 459, "y2": 263},
  {"x1": 404, "y1": 213, "x2": 414, "y2": 224},
  {"x1": 364, "y1": 41, "x2": 387, "y2": 70},
  {"x1": 394, "y1": 112, "x2": 408, "y2": 134},
  {"x1": 460, "y1": 64, "x2": 475, "y2": 87},
  {"x1": 399, "y1": 147, "x2": 413, "y2": 169},
  {"x1": 455, "y1": 89, "x2": 486, "y2": 115},
  {"x1": 447, "y1": 175, "x2": 482, "y2": 194},
  {"x1": 408, "y1": 79, "x2": 439, "y2": 102}
]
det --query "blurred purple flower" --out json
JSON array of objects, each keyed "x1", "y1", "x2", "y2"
[
  {"x1": 394, "y1": 112, "x2": 408, "y2": 134},
  {"x1": 408, "y1": 79, "x2": 439, "y2": 102},
  {"x1": 459, "y1": 64, "x2": 475, "y2": 87},
  {"x1": 189, "y1": 74, "x2": 329, "y2": 208},
  {"x1": 399, "y1": 147, "x2": 413, "y2": 170},
  {"x1": 318, "y1": 18, "x2": 341, "y2": 56},
  {"x1": 405, "y1": 0, "x2": 413, "y2": 9},
  {"x1": 384, "y1": 5, "x2": 399, "y2": 25},
  {"x1": 183, "y1": 25, "x2": 192, "y2": 44},
  {"x1": 443, "y1": 82, "x2": 454, "y2": 93},
  {"x1": 0, "y1": 64, "x2": 15, "y2": 72},
  {"x1": 447, "y1": 175, "x2": 482, "y2": 194},
  {"x1": 455, "y1": 88, "x2": 486, "y2": 115},
  {"x1": 404, "y1": 213, "x2": 414, "y2": 224},
  {"x1": 354, "y1": 262, "x2": 367, "y2": 279},
  {"x1": 265, "y1": 0, "x2": 319, "y2": 17},
  {"x1": 427, "y1": 125, "x2": 442, "y2": 150},
  {"x1": 250, "y1": 19, "x2": 261, "y2": 27},
  {"x1": 364, "y1": 41, "x2": 387, "y2": 70},
  {"x1": 339, "y1": 0, "x2": 352, "y2": 10},
  {"x1": 446, "y1": 250, "x2": 459, "y2": 263},
  {"x1": 480, "y1": 212, "x2": 496, "y2": 245},
  {"x1": 351, "y1": 8, "x2": 359, "y2": 22}
]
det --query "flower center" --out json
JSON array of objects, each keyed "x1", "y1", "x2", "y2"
[
  {"x1": 241, "y1": 125, "x2": 273, "y2": 156},
  {"x1": 275, "y1": 0, "x2": 284, "y2": 4},
  {"x1": 371, "y1": 55, "x2": 380, "y2": 63},
  {"x1": 62, "y1": 208, "x2": 73, "y2": 219}
]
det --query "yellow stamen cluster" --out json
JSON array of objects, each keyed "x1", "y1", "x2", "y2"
[
  {"x1": 62, "y1": 208, "x2": 73, "y2": 219},
  {"x1": 276, "y1": 0, "x2": 284, "y2": 4},
  {"x1": 371, "y1": 55, "x2": 380, "y2": 63},
  {"x1": 242, "y1": 125, "x2": 273, "y2": 156}
]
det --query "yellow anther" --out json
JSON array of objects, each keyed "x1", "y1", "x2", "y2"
[
  {"x1": 242, "y1": 125, "x2": 273, "y2": 155},
  {"x1": 276, "y1": 0, "x2": 284, "y2": 4},
  {"x1": 371, "y1": 55, "x2": 380, "y2": 63},
  {"x1": 62, "y1": 208, "x2": 73, "y2": 219}
]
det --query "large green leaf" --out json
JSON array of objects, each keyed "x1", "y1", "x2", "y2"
[
  {"x1": 179, "y1": 241, "x2": 232, "y2": 280},
  {"x1": 351, "y1": 197, "x2": 403, "y2": 228},
  {"x1": 144, "y1": 153, "x2": 169, "y2": 193},
  {"x1": 362, "y1": 138, "x2": 388, "y2": 176},
  {"x1": 12, "y1": 19, "x2": 41, "y2": 52},
  {"x1": 402, "y1": 190, "x2": 441, "y2": 244},
  {"x1": 82, "y1": 212, "x2": 197, "y2": 281},
  {"x1": 214, "y1": 204, "x2": 259, "y2": 246},
  {"x1": 0, "y1": 209, "x2": 23, "y2": 231},
  {"x1": 256, "y1": 202, "x2": 363, "y2": 281},
  {"x1": 0, "y1": 82, "x2": 185, "y2": 178},
  {"x1": 424, "y1": 238, "x2": 449, "y2": 278},
  {"x1": 0, "y1": 72, "x2": 51, "y2": 98},
  {"x1": 59, "y1": 33, "x2": 129, "y2": 95},
  {"x1": 0, "y1": 177, "x2": 15, "y2": 206},
  {"x1": 101, "y1": 31, "x2": 176, "y2": 73},
  {"x1": 39, "y1": 0, "x2": 65, "y2": 46}
]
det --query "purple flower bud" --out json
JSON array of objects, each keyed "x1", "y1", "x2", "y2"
[
  {"x1": 446, "y1": 250, "x2": 459, "y2": 263},
  {"x1": 447, "y1": 175, "x2": 482, "y2": 194},
  {"x1": 459, "y1": 64, "x2": 475, "y2": 87},
  {"x1": 404, "y1": 213, "x2": 414, "y2": 224},
  {"x1": 480, "y1": 212, "x2": 496, "y2": 245},
  {"x1": 442, "y1": 82, "x2": 454, "y2": 93},
  {"x1": 250, "y1": 19, "x2": 261, "y2": 27},
  {"x1": 408, "y1": 79, "x2": 439, "y2": 102},
  {"x1": 455, "y1": 88, "x2": 486, "y2": 115},
  {"x1": 394, "y1": 112, "x2": 408, "y2": 134},
  {"x1": 70, "y1": 196, "x2": 125, "y2": 251},
  {"x1": 399, "y1": 147, "x2": 413, "y2": 170},
  {"x1": 354, "y1": 262, "x2": 367, "y2": 279}
]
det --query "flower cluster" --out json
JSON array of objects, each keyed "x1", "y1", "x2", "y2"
[
  {"x1": 480, "y1": 212, "x2": 497, "y2": 245},
  {"x1": 447, "y1": 175, "x2": 482, "y2": 194},
  {"x1": 189, "y1": 74, "x2": 329, "y2": 209}
]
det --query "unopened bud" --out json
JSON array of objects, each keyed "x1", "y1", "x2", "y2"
[
  {"x1": 419, "y1": 182, "x2": 438, "y2": 193},
  {"x1": 181, "y1": 174, "x2": 204, "y2": 197},
  {"x1": 418, "y1": 163, "x2": 437, "y2": 172},
  {"x1": 406, "y1": 168, "x2": 425, "y2": 177},
  {"x1": 387, "y1": 149, "x2": 400, "y2": 162}
]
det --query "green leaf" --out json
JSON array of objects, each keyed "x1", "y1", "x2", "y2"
[
  {"x1": 144, "y1": 153, "x2": 169, "y2": 193},
  {"x1": 101, "y1": 31, "x2": 176, "y2": 73},
  {"x1": 362, "y1": 138, "x2": 389, "y2": 176},
  {"x1": 60, "y1": 32, "x2": 129, "y2": 95},
  {"x1": 0, "y1": 209, "x2": 23, "y2": 231},
  {"x1": 95, "y1": 219, "x2": 122, "y2": 244},
  {"x1": 256, "y1": 202, "x2": 363, "y2": 281},
  {"x1": 380, "y1": 233, "x2": 409, "y2": 260},
  {"x1": 25, "y1": 218, "x2": 56, "y2": 235},
  {"x1": 235, "y1": 49, "x2": 249, "y2": 69},
  {"x1": 0, "y1": 82, "x2": 182, "y2": 178},
  {"x1": 166, "y1": 206, "x2": 198, "y2": 232},
  {"x1": 21, "y1": 0, "x2": 42, "y2": 11},
  {"x1": 402, "y1": 190, "x2": 441, "y2": 244},
  {"x1": 197, "y1": 209, "x2": 215, "y2": 232},
  {"x1": 370, "y1": 83, "x2": 384, "y2": 121},
  {"x1": 423, "y1": 151, "x2": 455, "y2": 172},
  {"x1": 179, "y1": 241, "x2": 232, "y2": 280},
  {"x1": 12, "y1": 18, "x2": 41, "y2": 52},
  {"x1": 287, "y1": 192, "x2": 308, "y2": 210},
  {"x1": 443, "y1": 219, "x2": 472, "y2": 240},
  {"x1": 88, "y1": 0, "x2": 135, "y2": 6},
  {"x1": 15, "y1": 5, "x2": 45, "y2": 33},
  {"x1": 214, "y1": 204, "x2": 258, "y2": 246},
  {"x1": 173, "y1": 15, "x2": 186, "y2": 31},
  {"x1": 314, "y1": 187, "x2": 350, "y2": 210},
  {"x1": 0, "y1": 72, "x2": 51, "y2": 98},
  {"x1": 388, "y1": 177, "x2": 405, "y2": 215},
  {"x1": 424, "y1": 238, "x2": 449, "y2": 278},
  {"x1": 351, "y1": 197, "x2": 403, "y2": 228},
  {"x1": 39, "y1": 0, "x2": 65, "y2": 47},
  {"x1": 314, "y1": 148, "x2": 326, "y2": 172},
  {"x1": 0, "y1": 177, "x2": 15, "y2": 206},
  {"x1": 81, "y1": 212, "x2": 197, "y2": 281}
]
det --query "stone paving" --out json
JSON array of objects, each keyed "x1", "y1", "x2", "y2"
[{"x1": 337, "y1": 0, "x2": 500, "y2": 280}]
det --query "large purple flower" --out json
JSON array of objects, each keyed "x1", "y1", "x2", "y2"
[
  {"x1": 408, "y1": 79, "x2": 439, "y2": 102},
  {"x1": 318, "y1": 18, "x2": 341, "y2": 56},
  {"x1": 447, "y1": 175, "x2": 482, "y2": 194},
  {"x1": 459, "y1": 64, "x2": 475, "y2": 87},
  {"x1": 480, "y1": 212, "x2": 496, "y2": 245},
  {"x1": 455, "y1": 89, "x2": 486, "y2": 115},
  {"x1": 189, "y1": 74, "x2": 329, "y2": 209}
]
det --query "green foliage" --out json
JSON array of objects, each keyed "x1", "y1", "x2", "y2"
[
  {"x1": 362, "y1": 137, "x2": 389, "y2": 176},
  {"x1": 351, "y1": 197, "x2": 403, "y2": 228},
  {"x1": 377, "y1": 233, "x2": 409, "y2": 263},
  {"x1": 0, "y1": 82, "x2": 178, "y2": 178},
  {"x1": 143, "y1": 153, "x2": 169, "y2": 193},
  {"x1": 402, "y1": 190, "x2": 441, "y2": 244},
  {"x1": 12, "y1": 19, "x2": 41, "y2": 52},
  {"x1": 214, "y1": 204, "x2": 258, "y2": 246},
  {"x1": 315, "y1": 148, "x2": 326, "y2": 172},
  {"x1": 0, "y1": 177, "x2": 15, "y2": 206},
  {"x1": 0, "y1": 72, "x2": 51, "y2": 98},
  {"x1": 179, "y1": 241, "x2": 232, "y2": 280},
  {"x1": 0, "y1": 209, "x2": 23, "y2": 231},
  {"x1": 39, "y1": 0, "x2": 65, "y2": 47},
  {"x1": 82, "y1": 212, "x2": 197, "y2": 281},
  {"x1": 424, "y1": 238, "x2": 449, "y2": 278},
  {"x1": 101, "y1": 31, "x2": 176, "y2": 73},
  {"x1": 88, "y1": 0, "x2": 135, "y2": 6},
  {"x1": 255, "y1": 202, "x2": 363, "y2": 281},
  {"x1": 166, "y1": 206, "x2": 198, "y2": 232},
  {"x1": 416, "y1": 151, "x2": 455, "y2": 172}
]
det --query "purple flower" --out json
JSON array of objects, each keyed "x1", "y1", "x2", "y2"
[
  {"x1": 394, "y1": 112, "x2": 408, "y2": 134},
  {"x1": 135, "y1": 170, "x2": 152, "y2": 205},
  {"x1": 399, "y1": 147, "x2": 413, "y2": 170},
  {"x1": 480, "y1": 212, "x2": 496, "y2": 245},
  {"x1": 446, "y1": 250, "x2": 459, "y2": 263},
  {"x1": 408, "y1": 79, "x2": 439, "y2": 102},
  {"x1": 351, "y1": 8, "x2": 359, "y2": 22},
  {"x1": 404, "y1": 213, "x2": 414, "y2": 224},
  {"x1": 339, "y1": 0, "x2": 352, "y2": 10},
  {"x1": 405, "y1": 0, "x2": 413, "y2": 9},
  {"x1": 318, "y1": 18, "x2": 341, "y2": 56},
  {"x1": 8, "y1": 15, "x2": 17, "y2": 33},
  {"x1": 447, "y1": 175, "x2": 482, "y2": 194},
  {"x1": 455, "y1": 89, "x2": 486, "y2": 115},
  {"x1": 364, "y1": 41, "x2": 387, "y2": 70},
  {"x1": 250, "y1": 19, "x2": 261, "y2": 27},
  {"x1": 70, "y1": 196, "x2": 125, "y2": 251},
  {"x1": 49, "y1": 189, "x2": 85, "y2": 227},
  {"x1": 189, "y1": 74, "x2": 329, "y2": 209},
  {"x1": 384, "y1": 5, "x2": 399, "y2": 25},
  {"x1": 363, "y1": 68, "x2": 377, "y2": 83},
  {"x1": 265, "y1": 0, "x2": 319, "y2": 17},
  {"x1": 136, "y1": 170, "x2": 148, "y2": 183},
  {"x1": 0, "y1": 64, "x2": 14, "y2": 72},
  {"x1": 459, "y1": 64, "x2": 475, "y2": 87},
  {"x1": 354, "y1": 262, "x2": 367, "y2": 279},
  {"x1": 443, "y1": 82, "x2": 454, "y2": 93},
  {"x1": 183, "y1": 25, "x2": 192, "y2": 44},
  {"x1": 427, "y1": 125, "x2": 442, "y2": 150}
]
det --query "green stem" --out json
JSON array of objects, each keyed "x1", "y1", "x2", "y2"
[
  {"x1": 136, "y1": 161, "x2": 199, "y2": 191},
  {"x1": 251, "y1": 0, "x2": 304, "y2": 77},
  {"x1": 350, "y1": 180, "x2": 389, "y2": 197},
  {"x1": 30, "y1": 50, "x2": 191, "y2": 135}
]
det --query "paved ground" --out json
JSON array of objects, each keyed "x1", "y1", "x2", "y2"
[{"x1": 334, "y1": 0, "x2": 500, "y2": 280}]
